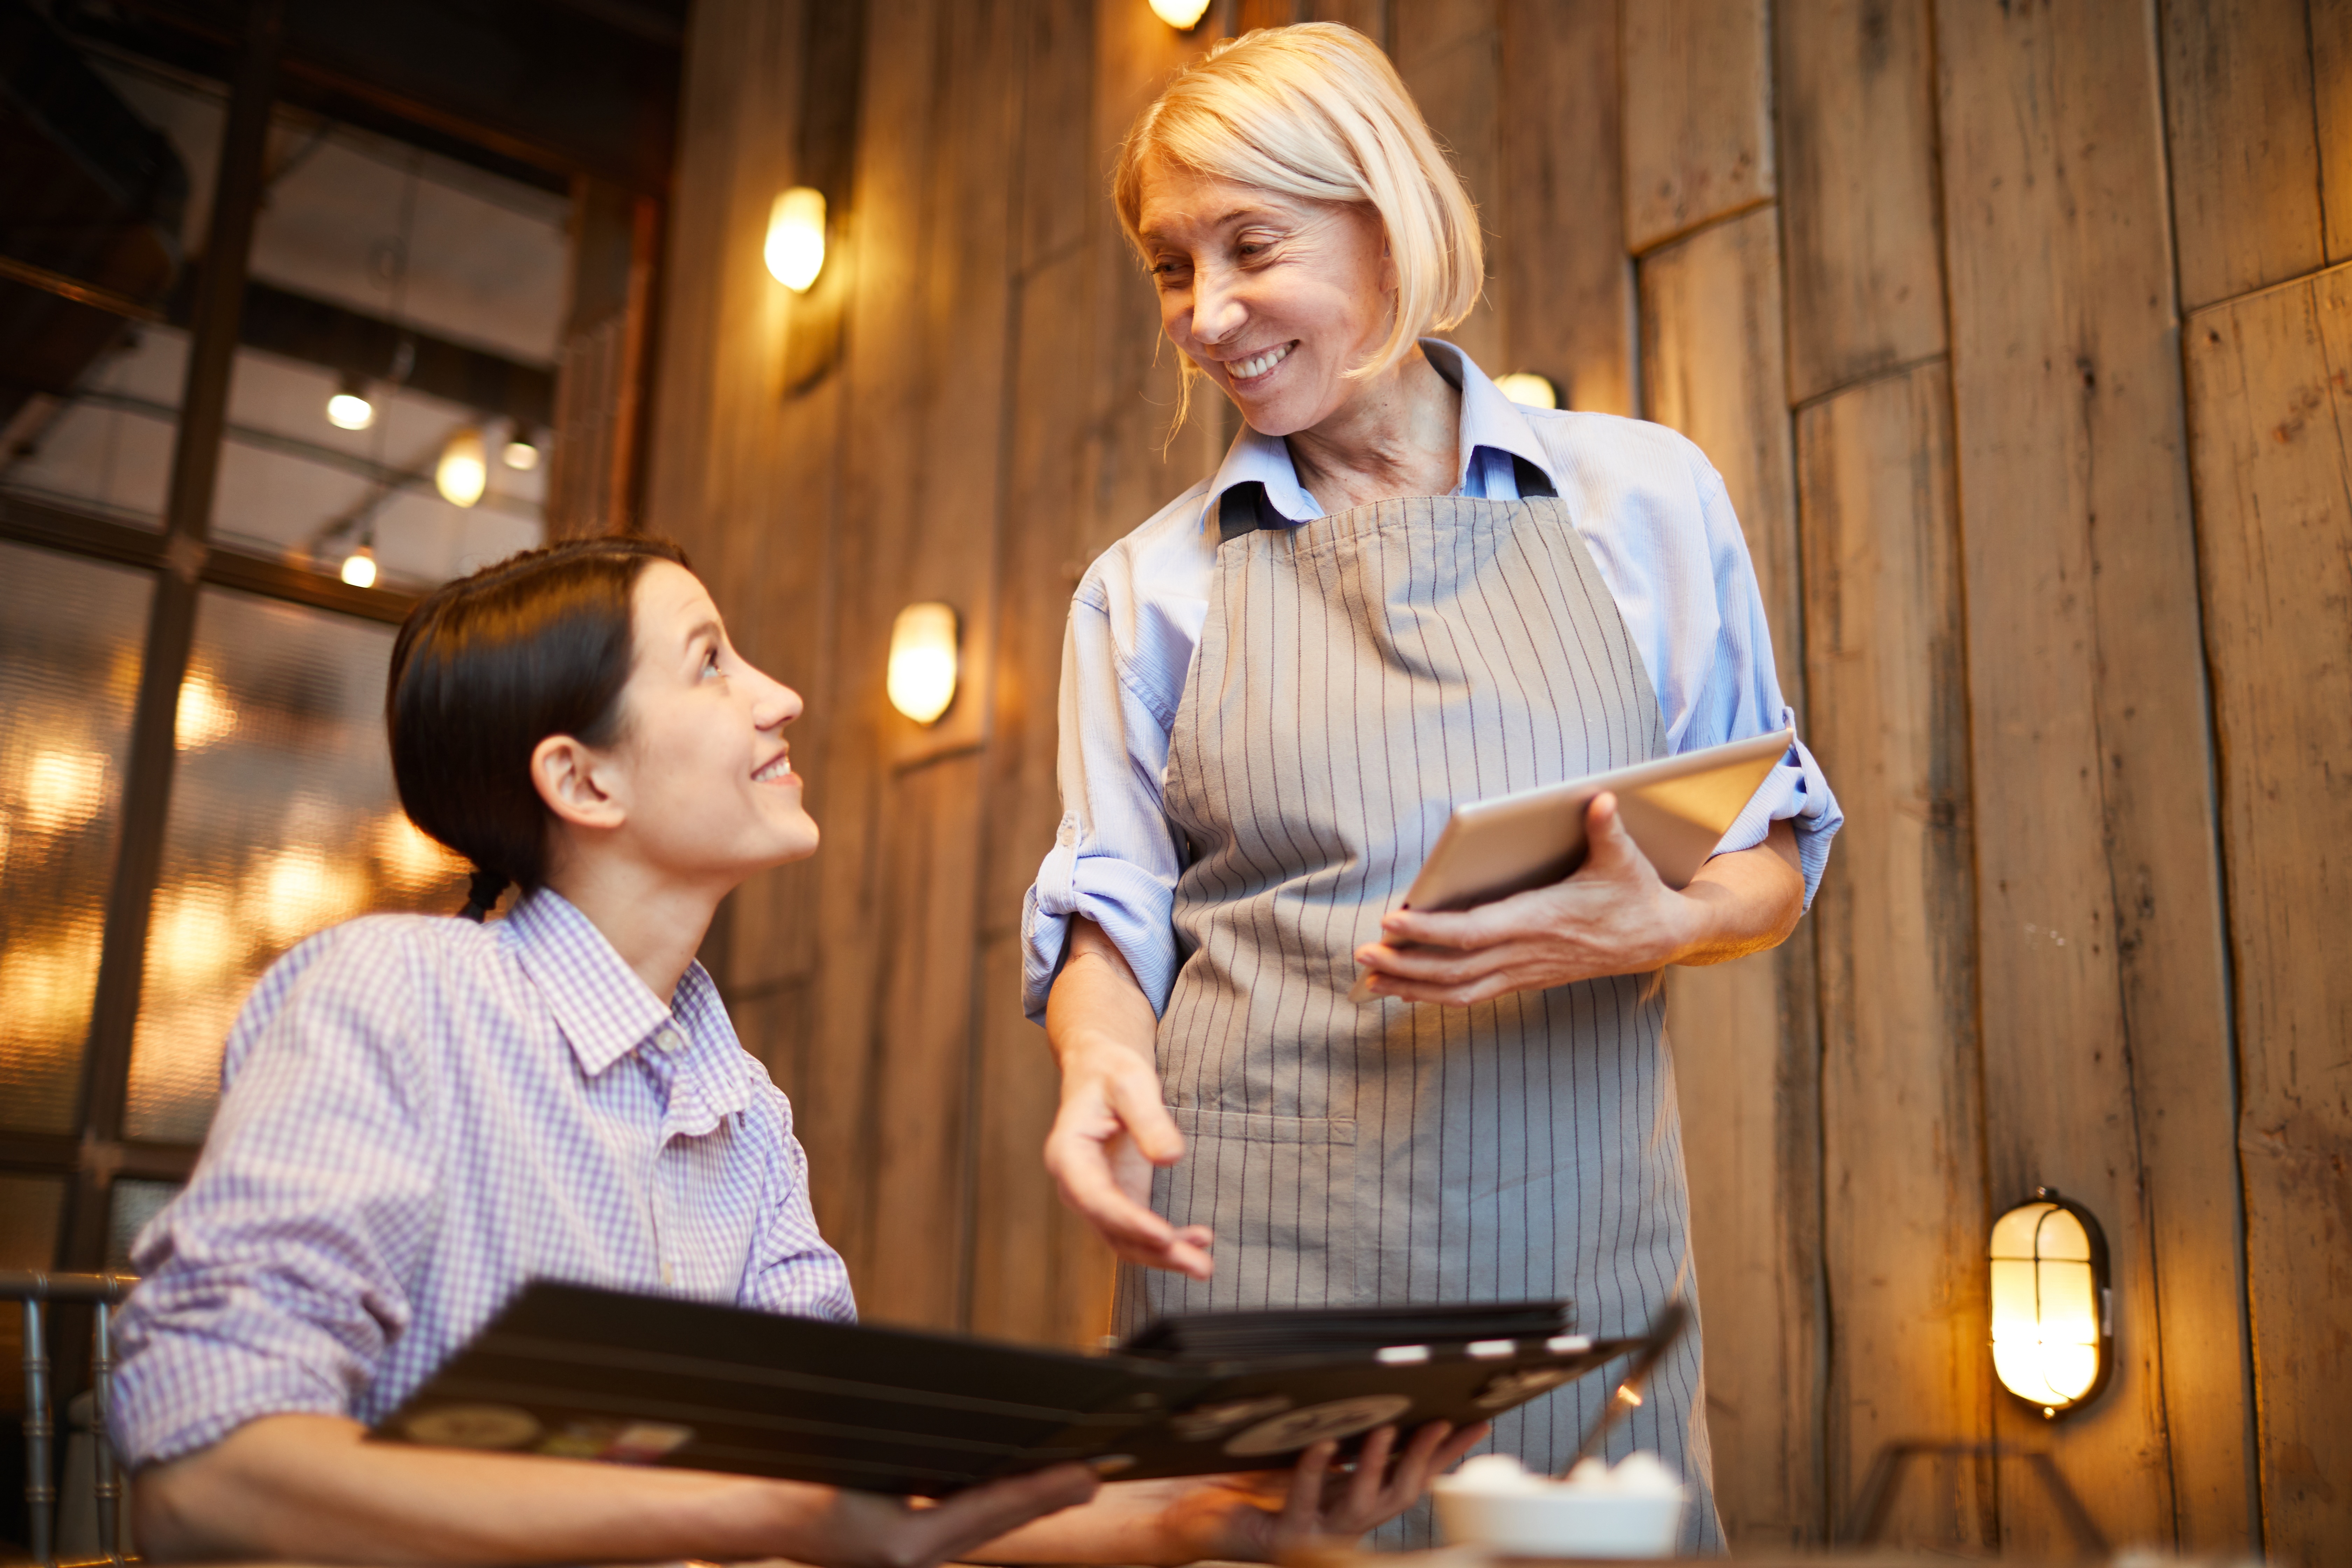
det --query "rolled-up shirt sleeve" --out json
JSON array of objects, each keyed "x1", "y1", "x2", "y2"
[
  {"x1": 1591, "y1": 443, "x2": 1841, "y2": 904},
  {"x1": 110, "y1": 933, "x2": 440, "y2": 1468},
  {"x1": 1022, "y1": 584, "x2": 1189, "y2": 1021}
]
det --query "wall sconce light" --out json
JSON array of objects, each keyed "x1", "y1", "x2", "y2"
[
  {"x1": 436, "y1": 427, "x2": 488, "y2": 507},
  {"x1": 503, "y1": 425, "x2": 542, "y2": 471},
  {"x1": 1494, "y1": 371, "x2": 1559, "y2": 410},
  {"x1": 326, "y1": 373, "x2": 375, "y2": 430},
  {"x1": 1989, "y1": 1187, "x2": 2112, "y2": 1419},
  {"x1": 887, "y1": 602, "x2": 959, "y2": 724},
  {"x1": 1146, "y1": 0, "x2": 1212, "y2": 27},
  {"x1": 339, "y1": 543, "x2": 377, "y2": 589},
  {"x1": 765, "y1": 187, "x2": 828, "y2": 292}
]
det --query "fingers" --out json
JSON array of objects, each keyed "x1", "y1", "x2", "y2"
[
  {"x1": 1102, "y1": 1065, "x2": 1187, "y2": 1167},
  {"x1": 1338, "y1": 1425, "x2": 1397, "y2": 1521},
  {"x1": 1280, "y1": 1441, "x2": 1339, "y2": 1539},
  {"x1": 1042, "y1": 1103, "x2": 1215, "y2": 1279},
  {"x1": 910, "y1": 1463, "x2": 1101, "y2": 1564}
]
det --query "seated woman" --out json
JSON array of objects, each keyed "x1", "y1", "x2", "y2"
[{"x1": 111, "y1": 537, "x2": 1482, "y2": 1567}]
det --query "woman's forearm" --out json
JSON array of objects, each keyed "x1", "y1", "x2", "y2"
[
  {"x1": 1044, "y1": 916, "x2": 1159, "y2": 1070},
  {"x1": 135, "y1": 1415, "x2": 822, "y2": 1564},
  {"x1": 1666, "y1": 817, "x2": 1805, "y2": 967}
]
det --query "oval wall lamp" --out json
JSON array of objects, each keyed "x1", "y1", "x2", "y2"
[
  {"x1": 766, "y1": 187, "x2": 828, "y2": 293},
  {"x1": 1988, "y1": 1187, "x2": 2112, "y2": 1419},
  {"x1": 888, "y1": 602, "x2": 960, "y2": 725},
  {"x1": 1147, "y1": 0, "x2": 1212, "y2": 28},
  {"x1": 436, "y1": 427, "x2": 489, "y2": 507},
  {"x1": 1494, "y1": 371, "x2": 1559, "y2": 410}
]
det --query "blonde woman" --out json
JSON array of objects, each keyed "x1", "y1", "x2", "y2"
[{"x1": 1023, "y1": 24, "x2": 1843, "y2": 1552}]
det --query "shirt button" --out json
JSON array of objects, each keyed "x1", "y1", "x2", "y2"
[{"x1": 654, "y1": 1027, "x2": 683, "y2": 1054}]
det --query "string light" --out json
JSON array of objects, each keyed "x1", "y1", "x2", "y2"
[
  {"x1": 340, "y1": 545, "x2": 377, "y2": 588},
  {"x1": 435, "y1": 427, "x2": 488, "y2": 507},
  {"x1": 326, "y1": 373, "x2": 375, "y2": 430},
  {"x1": 1147, "y1": 0, "x2": 1213, "y2": 27},
  {"x1": 503, "y1": 426, "x2": 542, "y2": 470}
]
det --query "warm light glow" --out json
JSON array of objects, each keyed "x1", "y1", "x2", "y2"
[
  {"x1": 326, "y1": 390, "x2": 375, "y2": 430},
  {"x1": 373, "y1": 811, "x2": 461, "y2": 891},
  {"x1": 258, "y1": 845, "x2": 368, "y2": 944},
  {"x1": 765, "y1": 187, "x2": 828, "y2": 292},
  {"x1": 436, "y1": 428, "x2": 489, "y2": 507},
  {"x1": 1147, "y1": 0, "x2": 1213, "y2": 27},
  {"x1": 1494, "y1": 371, "x2": 1559, "y2": 410},
  {"x1": 887, "y1": 602, "x2": 959, "y2": 725},
  {"x1": 1989, "y1": 1196, "x2": 2107, "y2": 1417},
  {"x1": 174, "y1": 669, "x2": 239, "y2": 750},
  {"x1": 340, "y1": 546, "x2": 378, "y2": 589},
  {"x1": 503, "y1": 433, "x2": 541, "y2": 471},
  {"x1": 23, "y1": 747, "x2": 108, "y2": 834}
]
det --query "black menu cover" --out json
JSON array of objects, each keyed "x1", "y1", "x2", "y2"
[{"x1": 371, "y1": 1282, "x2": 1639, "y2": 1495}]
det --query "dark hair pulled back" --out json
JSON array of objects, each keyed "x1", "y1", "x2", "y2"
[{"x1": 387, "y1": 535, "x2": 691, "y2": 920}]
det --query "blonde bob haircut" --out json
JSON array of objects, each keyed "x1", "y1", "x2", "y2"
[{"x1": 1114, "y1": 23, "x2": 1483, "y2": 393}]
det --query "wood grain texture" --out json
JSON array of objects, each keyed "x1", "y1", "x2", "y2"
[
  {"x1": 1934, "y1": 0, "x2": 2252, "y2": 1552},
  {"x1": 1639, "y1": 203, "x2": 1823, "y2": 1550},
  {"x1": 1622, "y1": 0, "x2": 1774, "y2": 254},
  {"x1": 2182, "y1": 266, "x2": 2352, "y2": 1568},
  {"x1": 1496, "y1": 0, "x2": 1632, "y2": 414},
  {"x1": 2158, "y1": 0, "x2": 2324, "y2": 311},
  {"x1": 1773, "y1": 0, "x2": 1946, "y2": 405},
  {"x1": 2310, "y1": 0, "x2": 2352, "y2": 264},
  {"x1": 1799, "y1": 362, "x2": 1993, "y2": 1554},
  {"x1": 1392, "y1": 0, "x2": 1502, "y2": 371}
]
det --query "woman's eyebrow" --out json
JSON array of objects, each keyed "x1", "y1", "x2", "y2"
[{"x1": 682, "y1": 617, "x2": 722, "y2": 653}]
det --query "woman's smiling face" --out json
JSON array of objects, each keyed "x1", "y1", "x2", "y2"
[
  {"x1": 595, "y1": 560, "x2": 818, "y2": 881},
  {"x1": 1135, "y1": 158, "x2": 1394, "y2": 438}
]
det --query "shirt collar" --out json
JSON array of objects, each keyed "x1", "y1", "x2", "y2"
[
  {"x1": 503, "y1": 888, "x2": 696, "y2": 1080},
  {"x1": 1205, "y1": 338, "x2": 1559, "y2": 530}
]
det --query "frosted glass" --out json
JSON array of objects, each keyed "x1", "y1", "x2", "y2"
[
  {"x1": 107, "y1": 1177, "x2": 181, "y2": 1271},
  {"x1": 126, "y1": 588, "x2": 465, "y2": 1142},
  {"x1": 0, "y1": 543, "x2": 153, "y2": 1133}
]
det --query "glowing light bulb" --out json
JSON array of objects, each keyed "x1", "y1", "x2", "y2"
[
  {"x1": 887, "y1": 602, "x2": 959, "y2": 725},
  {"x1": 436, "y1": 428, "x2": 488, "y2": 507},
  {"x1": 765, "y1": 187, "x2": 828, "y2": 292},
  {"x1": 1147, "y1": 0, "x2": 1213, "y2": 27},
  {"x1": 340, "y1": 545, "x2": 377, "y2": 588},
  {"x1": 1988, "y1": 1192, "x2": 2109, "y2": 1419},
  {"x1": 1494, "y1": 371, "x2": 1559, "y2": 410},
  {"x1": 326, "y1": 374, "x2": 374, "y2": 430},
  {"x1": 503, "y1": 430, "x2": 541, "y2": 470}
]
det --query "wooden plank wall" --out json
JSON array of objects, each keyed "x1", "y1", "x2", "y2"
[{"x1": 644, "y1": 0, "x2": 2351, "y2": 1557}]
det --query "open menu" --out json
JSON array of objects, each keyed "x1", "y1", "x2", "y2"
[{"x1": 372, "y1": 1283, "x2": 1644, "y2": 1495}]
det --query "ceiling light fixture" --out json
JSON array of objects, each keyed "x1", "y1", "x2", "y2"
[
  {"x1": 436, "y1": 427, "x2": 488, "y2": 507},
  {"x1": 340, "y1": 544, "x2": 378, "y2": 589},
  {"x1": 326, "y1": 373, "x2": 375, "y2": 430},
  {"x1": 765, "y1": 187, "x2": 828, "y2": 293}
]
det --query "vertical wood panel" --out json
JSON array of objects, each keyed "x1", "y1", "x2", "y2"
[
  {"x1": 2309, "y1": 0, "x2": 2352, "y2": 264},
  {"x1": 2183, "y1": 268, "x2": 2352, "y2": 1568},
  {"x1": 1935, "y1": 0, "x2": 2253, "y2": 1552},
  {"x1": 1622, "y1": 0, "x2": 1774, "y2": 254},
  {"x1": 1392, "y1": 0, "x2": 1502, "y2": 370},
  {"x1": 1496, "y1": 0, "x2": 1632, "y2": 414},
  {"x1": 1799, "y1": 362, "x2": 1993, "y2": 1553},
  {"x1": 2158, "y1": 0, "x2": 2324, "y2": 312},
  {"x1": 1774, "y1": 0, "x2": 1946, "y2": 404},
  {"x1": 1639, "y1": 206, "x2": 1823, "y2": 1550}
]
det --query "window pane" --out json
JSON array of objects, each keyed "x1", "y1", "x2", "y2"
[
  {"x1": 107, "y1": 1177, "x2": 182, "y2": 1272},
  {"x1": 0, "y1": 542, "x2": 153, "y2": 1134},
  {"x1": 126, "y1": 588, "x2": 465, "y2": 1142}
]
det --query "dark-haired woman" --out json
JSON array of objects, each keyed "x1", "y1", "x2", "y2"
[{"x1": 109, "y1": 538, "x2": 1480, "y2": 1567}]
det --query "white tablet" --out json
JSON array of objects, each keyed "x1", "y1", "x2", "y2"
[{"x1": 1350, "y1": 728, "x2": 1794, "y2": 1001}]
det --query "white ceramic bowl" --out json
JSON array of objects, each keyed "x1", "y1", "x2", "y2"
[{"x1": 1431, "y1": 1479, "x2": 1688, "y2": 1559}]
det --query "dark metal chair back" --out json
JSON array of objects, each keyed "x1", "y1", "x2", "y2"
[{"x1": 4, "y1": 1271, "x2": 137, "y2": 1567}]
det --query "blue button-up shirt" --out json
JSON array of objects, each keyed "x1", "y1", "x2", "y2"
[
  {"x1": 111, "y1": 889, "x2": 855, "y2": 1469},
  {"x1": 1022, "y1": 342, "x2": 1842, "y2": 1021}
]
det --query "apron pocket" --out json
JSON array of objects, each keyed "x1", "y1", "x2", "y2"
[{"x1": 1158, "y1": 1106, "x2": 1361, "y2": 1309}]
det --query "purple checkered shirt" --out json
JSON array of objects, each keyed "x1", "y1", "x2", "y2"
[{"x1": 110, "y1": 888, "x2": 856, "y2": 1469}]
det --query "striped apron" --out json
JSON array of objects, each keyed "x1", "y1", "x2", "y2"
[{"x1": 1114, "y1": 493, "x2": 1721, "y2": 1552}]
